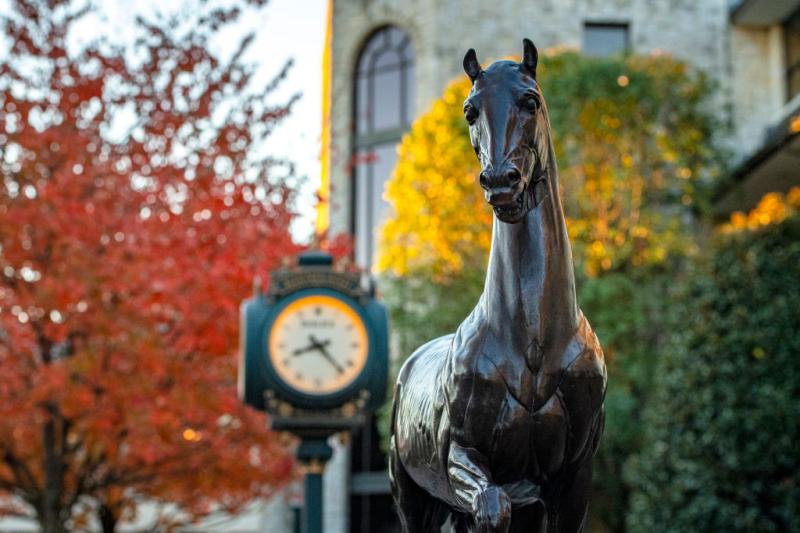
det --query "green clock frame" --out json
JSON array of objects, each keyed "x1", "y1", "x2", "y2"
[{"x1": 239, "y1": 286, "x2": 389, "y2": 412}]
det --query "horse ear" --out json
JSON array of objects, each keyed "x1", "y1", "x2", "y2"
[
  {"x1": 463, "y1": 48, "x2": 482, "y2": 83},
  {"x1": 522, "y1": 38, "x2": 538, "y2": 78}
]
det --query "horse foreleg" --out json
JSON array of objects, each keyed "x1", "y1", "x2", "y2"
[
  {"x1": 548, "y1": 407, "x2": 604, "y2": 533},
  {"x1": 390, "y1": 440, "x2": 449, "y2": 532},
  {"x1": 448, "y1": 442, "x2": 511, "y2": 533},
  {"x1": 547, "y1": 457, "x2": 592, "y2": 533}
]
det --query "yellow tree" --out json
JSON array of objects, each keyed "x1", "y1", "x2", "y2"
[{"x1": 378, "y1": 78, "x2": 489, "y2": 280}]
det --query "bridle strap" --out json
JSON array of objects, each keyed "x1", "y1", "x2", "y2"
[{"x1": 531, "y1": 166, "x2": 548, "y2": 208}]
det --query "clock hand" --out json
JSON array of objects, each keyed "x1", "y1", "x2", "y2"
[
  {"x1": 319, "y1": 348, "x2": 345, "y2": 375},
  {"x1": 308, "y1": 335, "x2": 345, "y2": 374},
  {"x1": 293, "y1": 337, "x2": 330, "y2": 356},
  {"x1": 308, "y1": 334, "x2": 327, "y2": 349}
]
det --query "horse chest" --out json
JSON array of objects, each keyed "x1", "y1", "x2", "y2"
[{"x1": 488, "y1": 386, "x2": 569, "y2": 484}]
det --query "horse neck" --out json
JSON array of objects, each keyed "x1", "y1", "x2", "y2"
[{"x1": 480, "y1": 141, "x2": 579, "y2": 365}]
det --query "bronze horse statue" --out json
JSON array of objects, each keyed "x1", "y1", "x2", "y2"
[{"x1": 389, "y1": 39, "x2": 607, "y2": 532}]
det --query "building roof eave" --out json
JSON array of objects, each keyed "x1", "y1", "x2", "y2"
[
  {"x1": 713, "y1": 115, "x2": 800, "y2": 218},
  {"x1": 730, "y1": 0, "x2": 800, "y2": 26}
]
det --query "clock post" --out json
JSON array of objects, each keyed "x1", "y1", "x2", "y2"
[
  {"x1": 238, "y1": 251, "x2": 389, "y2": 533},
  {"x1": 296, "y1": 438, "x2": 333, "y2": 533}
]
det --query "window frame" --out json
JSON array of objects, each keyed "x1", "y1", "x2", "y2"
[
  {"x1": 784, "y1": 9, "x2": 800, "y2": 102},
  {"x1": 350, "y1": 26, "x2": 414, "y2": 267},
  {"x1": 582, "y1": 21, "x2": 631, "y2": 57}
]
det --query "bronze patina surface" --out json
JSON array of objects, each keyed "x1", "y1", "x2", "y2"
[{"x1": 390, "y1": 40, "x2": 607, "y2": 533}]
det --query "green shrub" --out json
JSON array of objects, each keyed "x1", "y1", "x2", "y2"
[{"x1": 625, "y1": 215, "x2": 800, "y2": 532}]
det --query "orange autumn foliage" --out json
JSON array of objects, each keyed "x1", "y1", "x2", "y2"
[
  {"x1": 721, "y1": 187, "x2": 800, "y2": 233},
  {"x1": 0, "y1": 1, "x2": 297, "y2": 530}
]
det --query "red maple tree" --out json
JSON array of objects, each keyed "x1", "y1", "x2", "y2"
[{"x1": 0, "y1": 1, "x2": 299, "y2": 531}]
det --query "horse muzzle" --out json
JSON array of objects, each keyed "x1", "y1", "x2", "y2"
[
  {"x1": 480, "y1": 166, "x2": 523, "y2": 206},
  {"x1": 480, "y1": 165, "x2": 530, "y2": 222}
]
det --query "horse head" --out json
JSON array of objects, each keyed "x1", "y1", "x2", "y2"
[{"x1": 463, "y1": 38, "x2": 549, "y2": 224}]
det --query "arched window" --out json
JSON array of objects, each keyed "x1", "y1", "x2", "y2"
[{"x1": 352, "y1": 26, "x2": 414, "y2": 267}]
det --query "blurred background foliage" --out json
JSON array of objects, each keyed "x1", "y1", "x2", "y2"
[
  {"x1": 376, "y1": 50, "x2": 798, "y2": 530},
  {"x1": 626, "y1": 189, "x2": 800, "y2": 532}
]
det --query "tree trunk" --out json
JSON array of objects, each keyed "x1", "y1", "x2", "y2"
[
  {"x1": 38, "y1": 511, "x2": 67, "y2": 533},
  {"x1": 39, "y1": 415, "x2": 68, "y2": 533},
  {"x1": 98, "y1": 504, "x2": 118, "y2": 533}
]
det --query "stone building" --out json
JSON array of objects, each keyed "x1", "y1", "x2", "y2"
[
  {"x1": 714, "y1": 1, "x2": 800, "y2": 215},
  {"x1": 317, "y1": 0, "x2": 800, "y2": 531}
]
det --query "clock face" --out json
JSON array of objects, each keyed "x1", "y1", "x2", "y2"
[{"x1": 268, "y1": 294, "x2": 369, "y2": 395}]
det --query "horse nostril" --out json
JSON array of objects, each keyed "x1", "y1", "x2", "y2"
[
  {"x1": 479, "y1": 171, "x2": 490, "y2": 189},
  {"x1": 506, "y1": 169, "x2": 521, "y2": 186}
]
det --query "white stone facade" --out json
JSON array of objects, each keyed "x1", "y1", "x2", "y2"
[{"x1": 326, "y1": 0, "x2": 791, "y2": 247}]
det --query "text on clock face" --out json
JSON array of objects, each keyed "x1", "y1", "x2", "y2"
[{"x1": 299, "y1": 318, "x2": 336, "y2": 328}]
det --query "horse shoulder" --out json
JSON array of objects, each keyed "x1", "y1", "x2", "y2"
[
  {"x1": 393, "y1": 334, "x2": 453, "y2": 469},
  {"x1": 559, "y1": 314, "x2": 607, "y2": 465},
  {"x1": 396, "y1": 334, "x2": 453, "y2": 385},
  {"x1": 445, "y1": 346, "x2": 509, "y2": 451}
]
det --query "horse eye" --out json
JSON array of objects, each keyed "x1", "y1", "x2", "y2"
[
  {"x1": 522, "y1": 96, "x2": 538, "y2": 112},
  {"x1": 464, "y1": 104, "x2": 478, "y2": 125}
]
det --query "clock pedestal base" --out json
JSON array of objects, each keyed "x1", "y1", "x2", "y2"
[{"x1": 297, "y1": 438, "x2": 334, "y2": 533}]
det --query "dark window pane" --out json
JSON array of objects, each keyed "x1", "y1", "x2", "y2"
[
  {"x1": 373, "y1": 49, "x2": 402, "y2": 70},
  {"x1": 789, "y1": 67, "x2": 800, "y2": 101},
  {"x1": 583, "y1": 23, "x2": 629, "y2": 57},
  {"x1": 354, "y1": 26, "x2": 415, "y2": 137},
  {"x1": 352, "y1": 26, "x2": 415, "y2": 267},
  {"x1": 353, "y1": 143, "x2": 398, "y2": 267},
  {"x1": 786, "y1": 10, "x2": 800, "y2": 100},
  {"x1": 384, "y1": 26, "x2": 396, "y2": 48},
  {"x1": 371, "y1": 143, "x2": 398, "y2": 212},
  {"x1": 356, "y1": 75, "x2": 370, "y2": 135},
  {"x1": 357, "y1": 32, "x2": 385, "y2": 74},
  {"x1": 372, "y1": 68, "x2": 402, "y2": 131},
  {"x1": 354, "y1": 148, "x2": 371, "y2": 266},
  {"x1": 400, "y1": 39, "x2": 414, "y2": 63},
  {"x1": 403, "y1": 63, "x2": 415, "y2": 126}
]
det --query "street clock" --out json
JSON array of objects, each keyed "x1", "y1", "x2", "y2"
[
  {"x1": 268, "y1": 294, "x2": 370, "y2": 395},
  {"x1": 238, "y1": 251, "x2": 388, "y2": 433}
]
